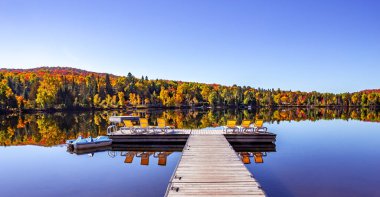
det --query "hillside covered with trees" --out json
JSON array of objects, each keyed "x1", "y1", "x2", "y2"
[{"x1": 0, "y1": 67, "x2": 379, "y2": 112}]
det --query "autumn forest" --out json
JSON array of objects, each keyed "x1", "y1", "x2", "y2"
[{"x1": 0, "y1": 67, "x2": 379, "y2": 112}]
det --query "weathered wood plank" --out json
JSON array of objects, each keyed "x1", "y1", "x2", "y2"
[{"x1": 165, "y1": 134, "x2": 265, "y2": 197}]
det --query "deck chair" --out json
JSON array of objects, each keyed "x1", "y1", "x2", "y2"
[
  {"x1": 140, "y1": 153, "x2": 150, "y2": 165},
  {"x1": 223, "y1": 120, "x2": 239, "y2": 133},
  {"x1": 124, "y1": 152, "x2": 135, "y2": 163},
  {"x1": 240, "y1": 152, "x2": 251, "y2": 164},
  {"x1": 254, "y1": 120, "x2": 268, "y2": 133},
  {"x1": 239, "y1": 120, "x2": 253, "y2": 133},
  {"x1": 135, "y1": 118, "x2": 151, "y2": 134},
  {"x1": 254, "y1": 152, "x2": 264, "y2": 163},
  {"x1": 120, "y1": 120, "x2": 135, "y2": 134},
  {"x1": 154, "y1": 118, "x2": 173, "y2": 134}
]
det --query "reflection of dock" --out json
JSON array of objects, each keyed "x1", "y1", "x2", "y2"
[
  {"x1": 232, "y1": 142, "x2": 276, "y2": 153},
  {"x1": 122, "y1": 151, "x2": 173, "y2": 166},
  {"x1": 111, "y1": 143, "x2": 185, "y2": 152},
  {"x1": 165, "y1": 134, "x2": 266, "y2": 196}
]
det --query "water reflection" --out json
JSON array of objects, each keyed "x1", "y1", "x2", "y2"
[
  {"x1": 0, "y1": 108, "x2": 379, "y2": 146},
  {"x1": 67, "y1": 142, "x2": 185, "y2": 167},
  {"x1": 239, "y1": 152, "x2": 266, "y2": 164},
  {"x1": 66, "y1": 141, "x2": 276, "y2": 168},
  {"x1": 235, "y1": 143, "x2": 276, "y2": 165},
  {"x1": 102, "y1": 151, "x2": 174, "y2": 166},
  {"x1": 1, "y1": 111, "x2": 378, "y2": 196},
  {"x1": 247, "y1": 120, "x2": 380, "y2": 197},
  {"x1": 120, "y1": 152, "x2": 173, "y2": 166},
  {"x1": 0, "y1": 145, "x2": 182, "y2": 197}
]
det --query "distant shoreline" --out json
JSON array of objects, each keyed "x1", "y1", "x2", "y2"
[
  {"x1": 1, "y1": 67, "x2": 379, "y2": 114},
  {"x1": 1, "y1": 105, "x2": 378, "y2": 115}
]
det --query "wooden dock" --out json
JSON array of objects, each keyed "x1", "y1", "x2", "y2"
[{"x1": 165, "y1": 133, "x2": 266, "y2": 197}]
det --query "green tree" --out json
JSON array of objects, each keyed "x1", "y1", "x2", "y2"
[{"x1": 105, "y1": 74, "x2": 114, "y2": 95}]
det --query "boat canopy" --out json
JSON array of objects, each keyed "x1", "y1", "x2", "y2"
[{"x1": 109, "y1": 116, "x2": 140, "y2": 123}]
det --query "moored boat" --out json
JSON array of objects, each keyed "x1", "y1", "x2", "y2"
[{"x1": 66, "y1": 136, "x2": 112, "y2": 150}]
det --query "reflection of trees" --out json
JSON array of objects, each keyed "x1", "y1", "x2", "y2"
[
  {"x1": 37, "y1": 115, "x2": 66, "y2": 146},
  {"x1": 0, "y1": 112, "x2": 110, "y2": 146},
  {"x1": 0, "y1": 107, "x2": 379, "y2": 146}
]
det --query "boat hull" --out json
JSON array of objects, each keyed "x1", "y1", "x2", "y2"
[{"x1": 70, "y1": 141, "x2": 112, "y2": 150}]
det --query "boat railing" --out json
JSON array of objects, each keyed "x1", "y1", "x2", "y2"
[
  {"x1": 107, "y1": 125, "x2": 118, "y2": 135},
  {"x1": 108, "y1": 151, "x2": 116, "y2": 158}
]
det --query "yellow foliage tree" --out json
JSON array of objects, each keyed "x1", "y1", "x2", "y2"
[
  {"x1": 36, "y1": 77, "x2": 59, "y2": 109},
  {"x1": 117, "y1": 92, "x2": 125, "y2": 107}
]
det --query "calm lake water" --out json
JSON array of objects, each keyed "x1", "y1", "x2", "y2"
[{"x1": 0, "y1": 109, "x2": 379, "y2": 197}]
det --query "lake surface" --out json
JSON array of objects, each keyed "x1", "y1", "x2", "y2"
[
  {"x1": 248, "y1": 120, "x2": 380, "y2": 197},
  {"x1": 0, "y1": 108, "x2": 379, "y2": 197}
]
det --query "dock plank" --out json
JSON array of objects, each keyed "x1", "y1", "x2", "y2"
[{"x1": 165, "y1": 134, "x2": 265, "y2": 197}]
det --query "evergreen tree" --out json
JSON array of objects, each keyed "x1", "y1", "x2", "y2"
[{"x1": 105, "y1": 74, "x2": 113, "y2": 96}]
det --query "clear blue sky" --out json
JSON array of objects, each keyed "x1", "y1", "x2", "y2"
[{"x1": 0, "y1": 0, "x2": 379, "y2": 93}]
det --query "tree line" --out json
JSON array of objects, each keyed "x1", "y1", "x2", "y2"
[{"x1": 0, "y1": 67, "x2": 379, "y2": 112}]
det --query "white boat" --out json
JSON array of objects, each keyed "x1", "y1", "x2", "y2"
[{"x1": 66, "y1": 136, "x2": 112, "y2": 150}]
